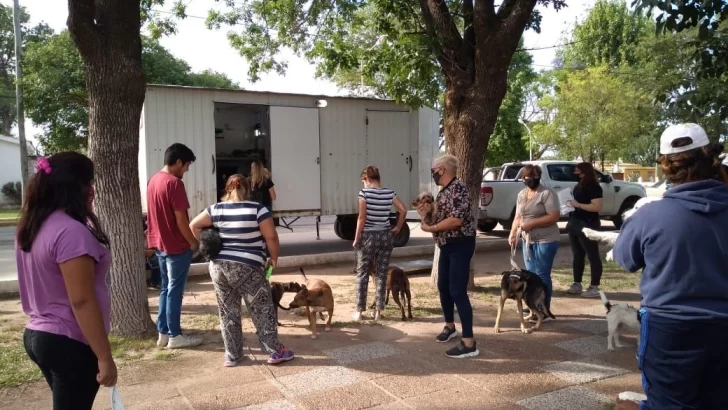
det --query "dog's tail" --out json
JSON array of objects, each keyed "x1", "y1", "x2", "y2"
[
  {"x1": 299, "y1": 267, "x2": 308, "y2": 281},
  {"x1": 277, "y1": 302, "x2": 291, "y2": 311},
  {"x1": 599, "y1": 291, "x2": 612, "y2": 313}
]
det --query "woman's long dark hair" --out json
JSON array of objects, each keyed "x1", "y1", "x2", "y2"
[
  {"x1": 16, "y1": 152, "x2": 110, "y2": 252},
  {"x1": 576, "y1": 162, "x2": 598, "y2": 188}
]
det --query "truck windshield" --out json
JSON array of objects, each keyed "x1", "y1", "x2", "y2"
[{"x1": 501, "y1": 165, "x2": 524, "y2": 180}]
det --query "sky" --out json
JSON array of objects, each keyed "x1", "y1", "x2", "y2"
[{"x1": 4, "y1": 0, "x2": 597, "y2": 143}]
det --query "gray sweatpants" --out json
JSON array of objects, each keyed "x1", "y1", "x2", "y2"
[
  {"x1": 209, "y1": 260, "x2": 281, "y2": 362},
  {"x1": 355, "y1": 229, "x2": 393, "y2": 312}
]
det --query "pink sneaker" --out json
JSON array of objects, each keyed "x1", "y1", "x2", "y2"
[{"x1": 267, "y1": 345, "x2": 294, "y2": 364}]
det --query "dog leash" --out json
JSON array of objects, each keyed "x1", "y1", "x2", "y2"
[{"x1": 509, "y1": 227, "x2": 521, "y2": 271}]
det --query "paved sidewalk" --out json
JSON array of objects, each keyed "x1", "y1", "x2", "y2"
[{"x1": 0, "y1": 248, "x2": 642, "y2": 409}]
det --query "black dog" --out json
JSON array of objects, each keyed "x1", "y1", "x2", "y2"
[
  {"x1": 198, "y1": 227, "x2": 222, "y2": 261},
  {"x1": 493, "y1": 269, "x2": 555, "y2": 334},
  {"x1": 269, "y1": 281, "x2": 302, "y2": 326}
]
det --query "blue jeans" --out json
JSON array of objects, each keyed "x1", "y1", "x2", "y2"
[
  {"x1": 156, "y1": 249, "x2": 193, "y2": 337},
  {"x1": 522, "y1": 241, "x2": 559, "y2": 310},
  {"x1": 638, "y1": 310, "x2": 728, "y2": 410},
  {"x1": 437, "y1": 237, "x2": 476, "y2": 338}
]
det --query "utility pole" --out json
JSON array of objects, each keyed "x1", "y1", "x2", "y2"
[{"x1": 13, "y1": 0, "x2": 29, "y2": 204}]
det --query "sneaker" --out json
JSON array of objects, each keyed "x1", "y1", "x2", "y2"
[
  {"x1": 267, "y1": 345, "x2": 295, "y2": 364},
  {"x1": 157, "y1": 333, "x2": 169, "y2": 348},
  {"x1": 224, "y1": 359, "x2": 239, "y2": 367},
  {"x1": 352, "y1": 311, "x2": 362, "y2": 321},
  {"x1": 436, "y1": 326, "x2": 458, "y2": 343},
  {"x1": 445, "y1": 341, "x2": 480, "y2": 358},
  {"x1": 167, "y1": 334, "x2": 203, "y2": 349},
  {"x1": 566, "y1": 282, "x2": 583, "y2": 295},
  {"x1": 582, "y1": 286, "x2": 600, "y2": 298}
]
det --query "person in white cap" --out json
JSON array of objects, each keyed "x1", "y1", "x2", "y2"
[{"x1": 613, "y1": 123, "x2": 728, "y2": 410}]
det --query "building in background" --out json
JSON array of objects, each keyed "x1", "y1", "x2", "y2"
[{"x1": 0, "y1": 135, "x2": 38, "y2": 205}]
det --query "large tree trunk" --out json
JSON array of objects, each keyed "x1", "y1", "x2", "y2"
[{"x1": 68, "y1": 0, "x2": 156, "y2": 337}]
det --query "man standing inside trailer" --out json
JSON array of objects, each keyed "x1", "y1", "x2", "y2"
[{"x1": 146, "y1": 143, "x2": 203, "y2": 349}]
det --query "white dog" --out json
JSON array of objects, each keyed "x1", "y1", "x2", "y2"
[
  {"x1": 600, "y1": 291, "x2": 640, "y2": 351},
  {"x1": 582, "y1": 196, "x2": 662, "y2": 261}
]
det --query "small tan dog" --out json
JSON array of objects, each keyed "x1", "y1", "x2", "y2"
[
  {"x1": 289, "y1": 268, "x2": 335, "y2": 339},
  {"x1": 412, "y1": 191, "x2": 437, "y2": 225}
]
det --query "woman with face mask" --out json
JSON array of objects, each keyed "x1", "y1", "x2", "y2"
[
  {"x1": 418, "y1": 155, "x2": 479, "y2": 358},
  {"x1": 508, "y1": 165, "x2": 560, "y2": 318}
]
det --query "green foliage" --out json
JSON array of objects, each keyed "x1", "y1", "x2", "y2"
[
  {"x1": 0, "y1": 4, "x2": 53, "y2": 135},
  {"x1": 486, "y1": 48, "x2": 537, "y2": 166},
  {"x1": 559, "y1": 0, "x2": 653, "y2": 69},
  {"x1": 633, "y1": 0, "x2": 728, "y2": 120},
  {"x1": 538, "y1": 66, "x2": 657, "y2": 163},
  {"x1": 22, "y1": 31, "x2": 240, "y2": 153},
  {"x1": 1, "y1": 181, "x2": 22, "y2": 205}
]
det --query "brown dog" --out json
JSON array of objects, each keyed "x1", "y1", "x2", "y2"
[
  {"x1": 411, "y1": 191, "x2": 437, "y2": 225},
  {"x1": 369, "y1": 264, "x2": 413, "y2": 321},
  {"x1": 289, "y1": 268, "x2": 335, "y2": 339}
]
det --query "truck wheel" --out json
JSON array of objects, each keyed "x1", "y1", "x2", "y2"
[
  {"x1": 338, "y1": 216, "x2": 356, "y2": 241},
  {"x1": 613, "y1": 196, "x2": 640, "y2": 230},
  {"x1": 392, "y1": 222, "x2": 411, "y2": 247},
  {"x1": 334, "y1": 217, "x2": 345, "y2": 240},
  {"x1": 477, "y1": 220, "x2": 498, "y2": 233}
]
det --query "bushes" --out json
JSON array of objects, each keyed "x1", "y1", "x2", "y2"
[{"x1": 1, "y1": 182, "x2": 22, "y2": 205}]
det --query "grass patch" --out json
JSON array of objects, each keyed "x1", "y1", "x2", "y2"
[
  {"x1": 0, "y1": 342, "x2": 42, "y2": 388},
  {"x1": 603, "y1": 403, "x2": 616, "y2": 410},
  {"x1": 153, "y1": 351, "x2": 177, "y2": 361},
  {"x1": 109, "y1": 336, "x2": 156, "y2": 361},
  {"x1": 0, "y1": 321, "x2": 42, "y2": 388},
  {"x1": 552, "y1": 261, "x2": 641, "y2": 291},
  {"x1": 0, "y1": 209, "x2": 19, "y2": 220},
  {"x1": 181, "y1": 313, "x2": 221, "y2": 332}
]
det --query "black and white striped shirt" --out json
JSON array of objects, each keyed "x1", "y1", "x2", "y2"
[
  {"x1": 358, "y1": 187, "x2": 397, "y2": 231},
  {"x1": 205, "y1": 201, "x2": 271, "y2": 268}
]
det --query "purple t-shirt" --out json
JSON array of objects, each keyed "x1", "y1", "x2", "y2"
[{"x1": 16, "y1": 211, "x2": 111, "y2": 345}]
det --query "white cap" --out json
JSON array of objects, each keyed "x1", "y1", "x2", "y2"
[{"x1": 660, "y1": 123, "x2": 710, "y2": 155}]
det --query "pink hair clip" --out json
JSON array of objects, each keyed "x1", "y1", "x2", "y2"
[{"x1": 35, "y1": 157, "x2": 52, "y2": 175}]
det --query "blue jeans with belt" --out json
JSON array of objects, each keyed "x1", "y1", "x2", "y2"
[
  {"x1": 522, "y1": 241, "x2": 559, "y2": 310},
  {"x1": 156, "y1": 249, "x2": 193, "y2": 337}
]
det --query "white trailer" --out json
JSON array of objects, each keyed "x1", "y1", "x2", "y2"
[{"x1": 138, "y1": 85, "x2": 440, "y2": 247}]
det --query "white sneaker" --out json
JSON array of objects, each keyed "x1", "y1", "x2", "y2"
[
  {"x1": 352, "y1": 311, "x2": 362, "y2": 321},
  {"x1": 157, "y1": 333, "x2": 169, "y2": 347},
  {"x1": 167, "y1": 334, "x2": 203, "y2": 349}
]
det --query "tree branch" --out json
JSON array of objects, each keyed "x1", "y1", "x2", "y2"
[
  {"x1": 67, "y1": 0, "x2": 99, "y2": 57},
  {"x1": 418, "y1": 0, "x2": 466, "y2": 75}
]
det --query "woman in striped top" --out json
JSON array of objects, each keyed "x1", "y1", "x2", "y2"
[
  {"x1": 352, "y1": 166, "x2": 407, "y2": 321},
  {"x1": 189, "y1": 174, "x2": 294, "y2": 367}
]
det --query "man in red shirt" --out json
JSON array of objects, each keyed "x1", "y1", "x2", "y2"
[{"x1": 147, "y1": 143, "x2": 202, "y2": 349}]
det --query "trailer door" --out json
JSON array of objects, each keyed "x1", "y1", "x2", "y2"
[
  {"x1": 366, "y1": 110, "x2": 411, "y2": 204},
  {"x1": 269, "y1": 106, "x2": 322, "y2": 212}
]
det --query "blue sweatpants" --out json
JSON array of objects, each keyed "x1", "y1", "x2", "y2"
[{"x1": 638, "y1": 309, "x2": 728, "y2": 410}]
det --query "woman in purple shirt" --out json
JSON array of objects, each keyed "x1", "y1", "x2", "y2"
[{"x1": 15, "y1": 152, "x2": 117, "y2": 410}]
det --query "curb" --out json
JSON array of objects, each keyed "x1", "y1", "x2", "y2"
[
  {"x1": 0, "y1": 234, "x2": 574, "y2": 294},
  {"x1": 188, "y1": 234, "x2": 572, "y2": 276},
  {"x1": 0, "y1": 220, "x2": 17, "y2": 228}
]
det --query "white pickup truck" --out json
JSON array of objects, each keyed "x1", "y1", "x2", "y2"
[{"x1": 477, "y1": 161, "x2": 647, "y2": 232}]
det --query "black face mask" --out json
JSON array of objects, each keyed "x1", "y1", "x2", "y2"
[
  {"x1": 524, "y1": 178, "x2": 540, "y2": 189},
  {"x1": 432, "y1": 171, "x2": 442, "y2": 186}
]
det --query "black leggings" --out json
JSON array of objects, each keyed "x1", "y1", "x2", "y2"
[
  {"x1": 569, "y1": 232, "x2": 602, "y2": 286},
  {"x1": 23, "y1": 329, "x2": 100, "y2": 410},
  {"x1": 437, "y1": 237, "x2": 476, "y2": 338}
]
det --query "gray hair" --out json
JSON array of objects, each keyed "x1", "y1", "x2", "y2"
[{"x1": 434, "y1": 154, "x2": 459, "y2": 174}]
